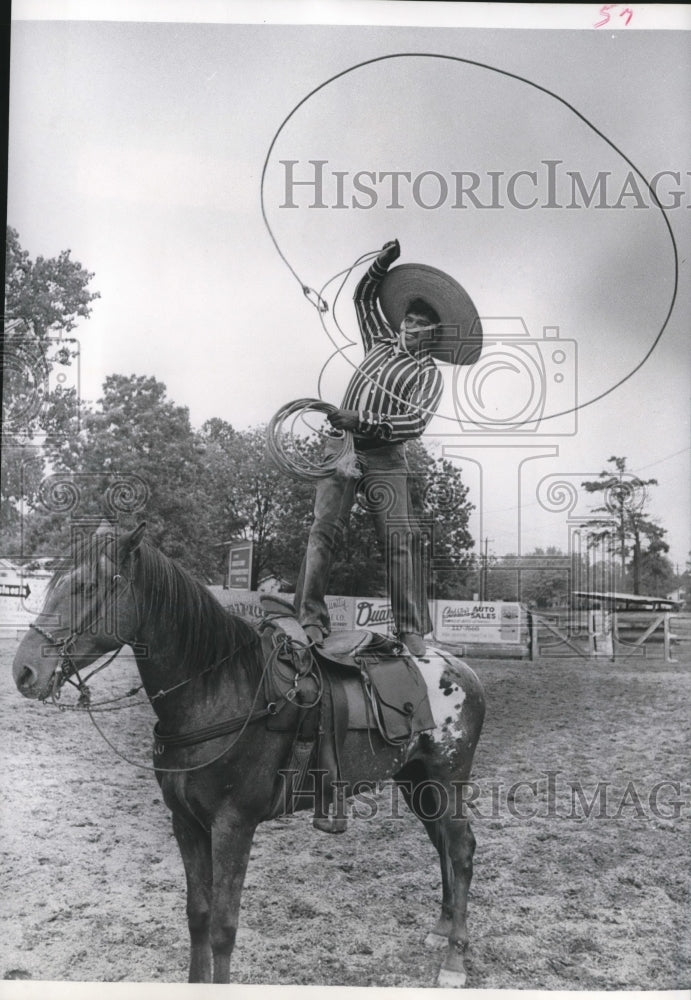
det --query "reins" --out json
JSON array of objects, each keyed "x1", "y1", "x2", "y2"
[
  {"x1": 82, "y1": 635, "x2": 319, "y2": 774},
  {"x1": 34, "y1": 560, "x2": 322, "y2": 774}
]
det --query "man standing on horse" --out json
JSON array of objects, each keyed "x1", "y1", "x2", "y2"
[{"x1": 294, "y1": 238, "x2": 482, "y2": 658}]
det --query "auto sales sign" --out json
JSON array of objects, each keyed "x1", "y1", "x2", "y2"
[{"x1": 434, "y1": 601, "x2": 523, "y2": 644}]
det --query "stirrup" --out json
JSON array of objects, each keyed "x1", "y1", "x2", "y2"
[{"x1": 313, "y1": 784, "x2": 348, "y2": 834}]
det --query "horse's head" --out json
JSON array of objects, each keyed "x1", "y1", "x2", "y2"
[{"x1": 13, "y1": 521, "x2": 146, "y2": 701}]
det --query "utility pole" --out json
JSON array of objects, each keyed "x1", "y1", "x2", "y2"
[{"x1": 480, "y1": 537, "x2": 492, "y2": 601}]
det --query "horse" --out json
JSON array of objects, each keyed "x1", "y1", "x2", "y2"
[{"x1": 12, "y1": 521, "x2": 486, "y2": 987}]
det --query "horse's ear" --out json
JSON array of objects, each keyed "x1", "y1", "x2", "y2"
[
  {"x1": 95, "y1": 518, "x2": 116, "y2": 536},
  {"x1": 127, "y1": 521, "x2": 147, "y2": 553},
  {"x1": 114, "y1": 521, "x2": 146, "y2": 563}
]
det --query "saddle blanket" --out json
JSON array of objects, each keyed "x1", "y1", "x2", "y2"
[{"x1": 341, "y1": 645, "x2": 468, "y2": 736}]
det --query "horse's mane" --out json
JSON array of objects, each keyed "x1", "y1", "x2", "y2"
[
  {"x1": 132, "y1": 541, "x2": 265, "y2": 684},
  {"x1": 46, "y1": 535, "x2": 265, "y2": 686}
]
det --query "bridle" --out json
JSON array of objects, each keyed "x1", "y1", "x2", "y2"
[
  {"x1": 30, "y1": 620, "x2": 125, "y2": 706},
  {"x1": 31, "y1": 569, "x2": 139, "y2": 707}
]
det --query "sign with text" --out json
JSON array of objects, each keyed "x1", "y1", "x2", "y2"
[
  {"x1": 210, "y1": 589, "x2": 354, "y2": 632},
  {"x1": 207, "y1": 588, "x2": 525, "y2": 646},
  {"x1": 228, "y1": 541, "x2": 253, "y2": 590},
  {"x1": 325, "y1": 595, "x2": 355, "y2": 631},
  {"x1": 0, "y1": 583, "x2": 31, "y2": 599},
  {"x1": 353, "y1": 597, "x2": 395, "y2": 635},
  {"x1": 213, "y1": 589, "x2": 264, "y2": 622},
  {"x1": 434, "y1": 601, "x2": 523, "y2": 645}
]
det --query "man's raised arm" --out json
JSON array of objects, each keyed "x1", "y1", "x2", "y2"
[{"x1": 353, "y1": 239, "x2": 400, "y2": 351}]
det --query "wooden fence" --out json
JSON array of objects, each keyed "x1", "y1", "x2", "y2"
[{"x1": 528, "y1": 609, "x2": 689, "y2": 663}]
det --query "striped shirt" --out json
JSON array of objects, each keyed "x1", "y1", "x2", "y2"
[{"x1": 341, "y1": 257, "x2": 443, "y2": 445}]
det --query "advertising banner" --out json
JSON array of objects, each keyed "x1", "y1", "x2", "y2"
[
  {"x1": 434, "y1": 601, "x2": 523, "y2": 644},
  {"x1": 210, "y1": 590, "x2": 355, "y2": 632},
  {"x1": 213, "y1": 588, "x2": 264, "y2": 623},
  {"x1": 209, "y1": 589, "x2": 525, "y2": 645},
  {"x1": 352, "y1": 597, "x2": 396, "y2": 635},
  {"x1": 325, "y1": 595, "x2": 355, "y2": 632}
]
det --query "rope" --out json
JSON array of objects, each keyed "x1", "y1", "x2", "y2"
[
  {"x1": 260, "y1": 52, "x2": 679, "y2": 421},
  {"x1": 266, "y1": 397, "x2": 361, "y2": 482},
  {"x1": 83, "y1": 641, "x2": 280, "y2": 774}
]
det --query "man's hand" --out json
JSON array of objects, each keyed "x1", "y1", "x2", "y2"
[
  {"x1": 327, "y1": 408, "x2": 361, "y2": 432},
  {"x1": 378, "y1": 238, "x2": 400, "y2": 268}
]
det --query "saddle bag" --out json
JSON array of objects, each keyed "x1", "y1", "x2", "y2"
[
  {"x1": 358, "y1": 651, "x2": 436, "y2": 742},
  {"x1": 313, "y1": 631, "x2": 436, "y2": 744}
]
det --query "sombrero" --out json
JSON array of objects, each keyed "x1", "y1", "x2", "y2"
[{"x1": 378, "y1": 263, "x2": 483, "y2": 365}]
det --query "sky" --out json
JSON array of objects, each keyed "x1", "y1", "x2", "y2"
[{"x1": 6, "y1": 2, "x2": 691, "y2": 575}]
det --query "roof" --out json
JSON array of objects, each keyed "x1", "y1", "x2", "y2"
[{"x1": 572, "y1": 591, "x2": 681, "y2": 611}]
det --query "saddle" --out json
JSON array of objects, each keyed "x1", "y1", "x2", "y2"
[
  {"x1": 315, "y1": 630, "x2": 436, "y2": 742},
  {"x1": 256, "y1": 596, "x2": 436, "y2": 834}
]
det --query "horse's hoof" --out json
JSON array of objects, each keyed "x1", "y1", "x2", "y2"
[
  {"x1": 437, "y1": 967, "x2": 467, "y2": 988},
  {"x1": 424, "y1": 931, "x2": 448, "y2": 950},
  {"x1": 313, "y1": 816, "x2": 347, "y2": 834}
]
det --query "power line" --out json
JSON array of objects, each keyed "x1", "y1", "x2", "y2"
[
  {"x1": 458, "y1": 446, "x2": 690, "y2": 518},
  {"x1": 630, "y1": 447, "x2": 691, "y2": 473}
]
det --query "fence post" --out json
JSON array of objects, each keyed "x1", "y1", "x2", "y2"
[
  {"x1": 611, "y1": 609, "x2": 618, "y2": 662},
  {"x1": 587, "y1": 611, "x2": 596, "y2": 657},
  {"x1": 529, "y1": 611, "x2": 537, "y2": 661},
  {"x1": 663, "y1": 613, "x2": 677, "y2": 664}
]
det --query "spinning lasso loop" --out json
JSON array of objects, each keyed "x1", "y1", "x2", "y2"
[
  {"x1": 267, "y1": 398, "x2": 361, "y2": 481},
  {"x1": 260, "y1": 53, "x2": 679, "y2": 417}
]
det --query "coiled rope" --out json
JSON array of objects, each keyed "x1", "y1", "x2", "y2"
[{"x1": 267, "y1": 398, "x2": 361, "y2": 482}]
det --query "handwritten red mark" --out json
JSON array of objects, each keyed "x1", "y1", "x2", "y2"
[{"x1": 594, "y1": 4, "x2": 634, "y2": 27}]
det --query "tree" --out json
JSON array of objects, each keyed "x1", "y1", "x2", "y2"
[
  {"x1": 483, "y1": 550, "x2": 568, "y2": 605},
  {"x1": 4, "y1": 227, "x2": 99, "y2": 340},
  {"x1": 681, "y1": 553, "x2": 691, "y2": 611},
  {"x1": 202, "y1": 425, "x2": 320, "y2": 589},
  {"x1": 196, "y1": 421, "x2": 318, "y2": 587},
  {"x1": 2, "y1": 227, "x2": 100, "y2": 555},
  {"x1": 515, "y1": 548, "x2": 571, "y2": 608},
  {"x1": 638, "y1": 550, "x2": 676, "y2": 598},
  {"x1": 581, "y1": 456, "x2": 669, "y2": 594},
  {"x1": 327, "y1": 441, "x2": 475, "y2": 599},
  {"x1": 24, "y1": 375, "x2": 215, "y2": 578},
  {"x1": 195, "y1": 428, "x2": 475, "y2": 599},
  {"x1": 408, "y1": 442, "x2": 475, "y2": 600},
  {"x1": 13, "y1": 357, "x2": 475, "y2": 594},
  {"x1": 484, "y1": 553, "x2": 518, "y2": 601}
]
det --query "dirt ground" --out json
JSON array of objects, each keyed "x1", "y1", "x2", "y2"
[{"x1": 1, "y1": 634, "x2": 689, "y2": 989}]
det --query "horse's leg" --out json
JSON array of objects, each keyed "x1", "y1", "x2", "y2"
[
  {"x1": 397, "y1": 766, "x2": 476, "y2": 987},
  {"x1": 436, "y1": 815, "x2": 476, "y2": 988},
  {"x1": 209, "y1": 808, "x2": 257, "y2": 984},
  {"x1": 396, "y1": 773, "x2": 455, "y2": 949},
  {"x1": 172, "y1": 813, "x2": 213, "y2": 983},
  {"x1": 422, "y1": 820, "x2": 455, "y2": 949}
]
